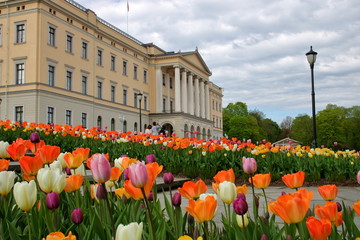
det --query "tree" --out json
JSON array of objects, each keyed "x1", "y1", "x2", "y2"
[
  {"x1": 227, "y1": 115, "x2": 264, "y2": 141},
  {"x1": 223, "y1": 102, "x2": 248, "y2": 135},
  {"x1": 279, "y1": 116, "x2": 293, "y2": 139},
  {"x1": 259, "y1": 118, "x2": 281, "y2": 143},
  {"x1": 290, "y1": 114, "x2": 313, "y2": 146}
]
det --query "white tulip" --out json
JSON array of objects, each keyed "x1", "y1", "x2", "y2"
[
  {"x1": 14, "y1": 180, "x2": 37, "y2": 212},
  {"x1": 0, "y1": 171, "x2": 16, "y2": 196},
  {"x1": 37, "y1": 166, "x2": 66, "y2": 193},
  {"x1": 0, "y1": 141, "x2": 10, "y2": 158},
  {"x1": 236, "y1": 213, "x2": 249, "y2": 228},
  {"x1": 57, "y1": 153, "x2": 68, "y2": 168},
  {"x1": 218, "y1": 181, "x2": 237, "y2": 205},
  {"x1": 115, "y1": 222, "x2": 143, "y2": 240}
]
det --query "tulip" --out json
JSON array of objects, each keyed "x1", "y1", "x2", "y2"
[
  {"x1": 36, "y1": 145, "x2": 61, "y2": 164},
  {"x1": 242, "y1": 157, "x2": 257, "y2": 174},
  {"x1": 233, "y1": 197, "x2": 248, "y2": 215},
  {"x1": 123, "y1": 168, "x2": 129, "y2": 180},
  {"x1": 14, "y1": 180, "x2": 37, "y2": 212},
  {"x1": 249, "y1": 173, "x2": 271, "y2": 189},
  {"x1": 282, "y1": 171, "x2": 305, "y2": 189},
  {"x1": 185, "y1": 195, "x2": 217, "y2": 223},
  {"x1": 0, "y1": 159, "x2": 10, "y2": 171},
  {"x1": 336, "y1": 202, "x2": 342, "y2": 212},
  {"x1": 178, "y1": 236, "x2": 203, "y2": 240},
  {"x1": 114, "y1": 188, "x2": 131, "y2": 200},
  {"x1": 49, "y1": 160, "x2": 63, "y2": 172},
  {"x1": 56, "y1": 153, "x2": 68, "y2": 168},
  {"x1": 0, "y1": 171, "x2": 16, "y2": 196},
  {"x1": 212, "y1": 168, "x2": 235, "y2": 193},
  {"x1": 115, "y1": 222, "x2": 143, "y2": 240},
  {"x1": 236, "y1": 184, "x2": 248, "y2": 195},
  {"x1": 90, "y1": 154, "x2": 111, "y2": 183},
  {"x1": 315, "y1": 201, "x2": 338, "y2": 223},
  {"x1": 43, "y1": 232, "x2": 76, "y2": 240},
  {"x1": 110, "y1": 167, "x2": 122, "y2": 181},
  {"x1": 96, "y1": 183, "x2": 107, "y2": 199},
  {"x1": 236, "y1": 213, "x2": 249, "y2": 228},
  {"x1": 357, "y1": 170, "x2": 360, "y2": 185},
  {"x1": 145, "y1": 154, "x2": 156, "y2": 164},
  {"x1": 30, "y1": 132, "x2": 40, "y2": 143},
  {"x1": 19, "y1": 155, "x2": 43, "y2": 177},
  {"x1": 353, "y1": 200, "x2": 360, "y2": 216},
  {"x1": 178, "y1": 179, "x2": 207, "y2": 199},
  {"x1": 128, "y1": 161, "x2": 148, "y2": 188},
  {"x1": 71, "y1": 208, "x2": 84, "y2": 224},
  {"x1": 306, "y1": 216, "x2": 332, "y2": 240},
  {"x1": 172, "y1": 192, "x2": 182, "y2": 206},
  {"x1": 218, "y1": 181, "x2": 237, "y2": 204},
  {"x1": 37, "y1": 166, "x2": 66, "y2": 194},
  {"x1": 163, "y1": 172, "x2": 174, "y2": 185},
  {"x1": 318, "y1": 184, "x2": 338, "y2": 201},
  {"x1": 260, "y1": 234, "x2": 269, "y2": 240},
  {"x1": 64, "y1": 174, "x2": 84, "y2": 192},
  {"x1": 46, "y1": 192, "x2": 60, "y2": 210},
  {"x1": 0, "y1": 141, "x2": 10, "y2": 158},
  {"x1": 6, "y1": 141, "x2": 26, "y2": 160}
]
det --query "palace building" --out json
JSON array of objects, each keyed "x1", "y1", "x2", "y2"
[{"x1": 0, "y1": 0, "x2": 223, "y2": 139}]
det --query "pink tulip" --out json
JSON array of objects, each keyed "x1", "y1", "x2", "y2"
[
  {"x1": 242, "y1": 157, "x2": 257, "y2": 174},
  {"x1": 163, "y1": 172, "x2": 174, "y2": 185},
  {"x1": 90, "y1": 154, "x2": 111, "y2": 183},
  {"x1": 71, "y1": 208, "x2": 84, "y2": 224},
  {"x1": 357, "y1": 170, "x2": 360, "y2": 185},
  {"x1": 128, "y1": 161, "x2": 148, "y2": 188}
]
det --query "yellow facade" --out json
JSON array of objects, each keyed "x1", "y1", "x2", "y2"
[{"x1": 0, "y1": 0, "x2": 223, "y2": 139}]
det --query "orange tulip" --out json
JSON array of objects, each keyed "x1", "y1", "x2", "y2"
[
  {"x1": 268, "y1": 189, "x2": 313, "y2": 224},
  {"x1": 146, "y1": 162, "x2": 163, "y2": 177},
  {"x1": 178, "y1": 179, "x2": 208, "y2": 199},
  {"x1": 24, "y1": 140, "x2": 45, "y2": 153},
  {"x1": 334, "y1": 212, "x2": 343, "y2": 227},
  {"x1": 114, "y1": 188, "x2": 131, "y2": 199},
  {"x1": 249, "y1": 173, "x2": 271, "y2": 189},
  {"x1": 72, "y1": 148, "x2": 90, "y2": 161},
  {"x1": 212, "y1": 168, "x2": 235, "y2": 193},
  {"x1": 110, "y1": 167, "x2": 122, "y2": 181},
  {"x1": 19, "y1": 155, "x2": 43, "y2": 177},
  {"x1": 0, "y1": 159, "x2": 10, "y2": 171},
  {"x1": 6, "y1": 141, "x2": 26, "y2": 161},
  {"x1": 64, "y1": 174, "x2": 84, "y2": 192},
  {"x1": 282, "y1": 171, "x2": 305, "y2": 189},
  {"x1": 315, "y1": 201, "x2": 338, "y2": 223},
  {"x1": 236, "y1": 184, "x2": 248, "y2": 195},
  {"x1": 42, "y1": 231, "x2": 76, "y2": 240},
  {"x1": 185, "y1": 195, "x2": 217, "y2": 223},
  {"x1": 306, "y1": 216, "x2": 332, "y2": 240},
  {"x1": 36, "y1": 145, "x2": 61, "y2": 164},
  {"x1": 317, "y1": 184, "x2": 338, "y2": 201},
  {"x1": 64, "y1": 153, "x2": 84, "y2": 169},
  {"x1": 353, "y1": 201, "x2": 360, "y2": 216}
]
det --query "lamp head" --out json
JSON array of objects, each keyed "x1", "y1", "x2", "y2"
[{"x1": 306, "y1": 46, "x2": 317, "y2": 65}]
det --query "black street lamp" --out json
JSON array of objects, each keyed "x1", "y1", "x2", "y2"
[
  {"x1": 306, "y1": 46, "x2": 318, "y2": 148},
  {"x1": 136, "y1": 93, "x2": 143, "y2": 133}
]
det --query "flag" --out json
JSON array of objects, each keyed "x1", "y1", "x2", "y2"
[{"x1": 127, "y1": 1, "x2": 129, "y2": 12}]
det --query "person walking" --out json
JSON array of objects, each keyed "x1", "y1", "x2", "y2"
[{"x1": 151, "y1": 122, "x2": 161, "y2": 135}]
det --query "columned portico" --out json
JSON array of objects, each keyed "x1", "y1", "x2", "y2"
[
  {"x1": 205, "y1": 82, "x2": 210, "y2": 120},
  {"x1": 194, "y1": 76, "x2": 200, "y2": 117},
  {"x1": 156, "y1": 67, "x2": 163, "y2": 112},
  {"x1": 174, "y1": 66, "x2": 181, "y2": 112},
  {"x1": 188, "y1": 73, "x2": 194, "y2": 115},
  {"x1": 181, "y1": 70, "x2": 188, "y2": 113},
  {"x1": 200, "y1": 80, "x2": 205, "y2": 118}
]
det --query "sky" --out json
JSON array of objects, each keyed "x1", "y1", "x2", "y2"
[{"x1": 74, "y1": 0, "x2": 360, "y2": 124}]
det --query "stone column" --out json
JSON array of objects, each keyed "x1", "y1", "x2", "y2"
[
  {"x1": 166, "y1": 73, "x2": 170, "y2": 112},
  {"x1": 205, "y1": 82, "x2": 210, "y2": 120},
  {"x1": 188, "y1": 73, "x2": 194, "y2": 115},
  {"x1": 200, "y1": 80, "x2": 205, "y2": 118},
  {"x1": 156, "y1": 67, "x2": 163, "y2": 112},
  {"x1": 194, "y1": 76, "x2": 200, "y2": 117},
  {"x1": 181, "y1": 70, "x2": 188, "y2": 113},
  {"x1": 174, "y1": 66, "x2": 181, "y2": 112}
]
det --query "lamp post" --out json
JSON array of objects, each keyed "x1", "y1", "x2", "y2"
[
  {"x1": 136, "y1": 93, "x2": 143, "y2": 133},
  {"x1": 306, "y1": 46, "x2": 318, "y2": 148}
]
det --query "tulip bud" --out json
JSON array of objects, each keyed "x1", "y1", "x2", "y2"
[
  {"x1": 172, "y1": 192, "x2": 182, "y2": 206},
  {"x1": 147, "y1": 192, "x2": 153, "y2": 201},
  {"x1": 163, "y1": 172, "x2": 174, "y2": 185},
  {"x1": 261, "y1": 234, "x2": 269, "y2": 240},
  {"x1": 46, "y1": 192, "x2": 60, "y2": 210},
  {"x1": 237, "y1": 193, "x2": 246, "y2": 200},
  {"x1": 90, "y1": 154, "x2": 111, "y2": 183},
  {"x1": 218, "y1": 181, "x2": 237, "y2": 204},
  {"x1": 145, "y1": 154, "x2": 156, "y2": 164},
  {"x1": 123, "y1": 168, "x2": 129, "y2": 181},
  {"x1": 0, "y1": 171, "x2": 16, "y2": 196},
  {"x1": 336, "y1": 202, "x2": 342, "y2": 212},
  {"x1": 128, "y1": 162, "x2": 148, "y2": 188},
  {"x1": 233, "y1": 197, "x2": 248, "y2": 215},
  {"x1": 242, "y1": 157, "x2": 257, "y2": 174},
  {"x1": 281, "y1": 191, "x2": 287, "y2": 196},
  {"x1": 71, "y1": 208, "x2": 84, "y2": 224},
  {"x1": 357, "y1": 170, "x2": 360, "y2": 185},
  {"x1": 115, "y1": 222, "x2": 143, "y2": 240},
  {"x1": 14, "y1": 180, "x2": 37, "y2": 212},
  {"x1": 236, "y1": 213, "x2": 249, "y2": 228},
  {"x1": 254, "y1": 196, "x2": 259, "y2": 209},
  {"x1": 96, "y1": 184, "x2": 107, "y2": 199},
  {"x1": 30, "y1": 132, "x2": 40, "y2": 144},
  {"x1": 65, "y1": 167, "x2": 72, "y2": 175}
]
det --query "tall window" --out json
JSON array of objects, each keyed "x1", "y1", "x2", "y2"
[
  {"x1": 144, "y1": 96, "x2": 148, "y2": 110},
  {"x1": 97, "y1": 49, "x2": 103, "y2": 66},
  {"x1": 170, "y1": 100, "x2": 173, "y2": 113},
  {"x1": 122, "y1": 61, "x2": 127, "y2": 75},
  {"x1": 66, "y1": 34, "x2": 73, "y2": 53},
  {"x1": 97, "y1": 116, "x2": 102, "y2": 128},
  {"x1": 82, "y1": 41, "x2": 88, "y2": 59},
  {"x1": 110, "y1": 56, "x2": 116, "y2": 71},
  {"x1": 134, "y1": 122, "x2": 138, "y2": 132},
  {"x1": 47, "y1": 107, "x2": 54, "y2": 124},
  {"x1": 111, "y1": 85, "x2": 115, "y2": 102},
  {"x1": 134, "y1": 93, "x2": 138, "y2": 108},
  {"x1": 123, "y1": 89, "x2": 127, "y2": 105},
  {"x1": 123, "y1": 120, "x2": 127, "y2": 132},
  {"x1": 15, "y1": 63, "x2": 25, "y2": 84},
  {"x1": 48, "y1": 26, "x2": 56, "y2": 46},
  {"x1": 133, "y1": 65, "x2": 138, "y2": 80},
  {"x1": 97, "y1": 81, "x2": 102, "y2": 99},
  {"x1": 16, "y1": 23, "x2": 25, "y2": 43},
  {"x1": 15, "y1": 106, "x2": 23, "y2": 123},
  {"x1": 65, "y1": 110, "x2": 72, "y2": 125},
  {"x1": 170, "y1": 77, "x2": 173, "y2": 89},
  {"x1": 48, "y1": 65, "x2": 55, "y2": 86},
  {"x1": 162, "y1": 98, "x2": 166, "y2": 112},
  {"x1": 111, "y1": 118, "x2": 115, "y2": 131},
  {"x1": 81, "y1": 75, "x2": 87, "y2": 94},
  {"x1": 162, "y1": 73, "x2": 166, "y2": 86},
  {"x1": 143, "y1": 70, "x2": 147, "y2": 83},
  {"x1": 66, "y1": 71, "x2": 72, "y2": 90},
  {"x1": 81, "y1": 113, "x2": 87, "y2": 128},
  {"x1": 0, "y1": 25, "x2": 2, "y2": 46}
]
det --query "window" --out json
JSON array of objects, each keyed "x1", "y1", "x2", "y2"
[
  {"x1": 123, "y1": 89, "x2": 127, "y2": 105},
  {"x1": 133, "y1": 65, "x2": 138, "y2": 80},
  {"x1": 123, "y1": 120, "x2": 127, "y2": 132},
  {"x1": 162, "y1": 73, "x2": 166, "y2": 86},
  {"x1": 111, "y1": 85, "x2": 115, "y2": 102},
  {"x1": 15, "y1": 63, "x2": 25, "y2": 84},
  {"x1": 216, "y1": 102, "x2": 218, "y2": 111},
  {"x1": 143, "y1": 70, "x2": 147, "y2": 83},
  {"x1": 97, "y1": 116, "x2": 102, "y2": 128},
  {"x1": 110, "y1": 55, "x2": 116, "y2": 71},
  {"x1": 48, "y1": 26, "x2": 56, "y2": 46},
  {"x1": 134, "y1": 122, "x2": 138, "y2": 132},
  {"x1": 97, "y1": 81, "x2": 102, "y2": 99},
  {"x1": 212, "y1": 100, "x2": 215, "y2": 110},
  {"x1": 48, "y1": 65, "x2": 55, "y2": 86},
  {"x1": 97, "y1": 49, "x2": 103, "y2": 66},
  {"x1": 162, "y1": 98, "x2": 166, "y2": 112},
  {"x1": 170, "y1": 100, "x2": 173, "y2": 113},
  {"x1": 16, "y1": 23, "x2": 25, "y2": 43},
  {"x1": 213, "y1": 117, "x2": 216, "y2": 127},
  {"x1": 0, "y1": 25, "x2": 2, "y2": 46},
  {"x1": 81, "y1": 75, "x2": 87, "y2": 94},
  {"x1": 66, "y1": 34, "x2": 73, "y2": 53},
  {"x1": 65, "y1": 110, "x2": 72, "y2": 125},
  {"x1": 82, "y1": 41, "x2": 88, "y2": 59},
  {"x1": 122, "y1": 61, "x2": 127, "y2": 75},
  {"x1": 111, "y1": 118, "x2": 115, "y2": 131},
  {"x1": 170, "y1": 77, "x2": 173, "y2": 89},
  {"x1": 15, "y1": 106, "x2": 23, "y2": 123},
  {"x1": 81, "y1": 113, "x2": 87, "y2": 128},
  {"x1": 134, "y1": 93, "x2": 138, "y2": 108},
  {"x1": 144, "y1": 96, "x2": 147, "y2": 110},
  {"x1": 47, "y1": 107, "x2": 54, "y2": 124},
  {"x1": 66, "y1": 71, "x2": 72, "y2": 90}
]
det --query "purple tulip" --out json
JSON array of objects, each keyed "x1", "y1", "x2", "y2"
[
  {"x1": 237, "y1": 193, "x2": 246, "y2": 200},
  {"x1": 71, "y1": 208, "x2": 84, "y2": 224},
  {"x1": 172, "y1": 192, "x2": 182, "y2": 206},
  {"x1": 163, "y1": 172, "x2": 174, "y2": 185},
  {"x1": 90, "y1": 154, "x2": 111, "y2": 183},
  {"x1": 30, "y1": 132, "x2": 40, "y2": 144},
  {"x1": 65, "y1": 167, "x2": 72, "y2": 175},
  {"x1": 242, "y1": 157, "x2": 257, "y2": 174},
  {"x1": 233, "y1": 197, "x2": 248, "y2": 215},
  {"x1": 147, "y1": 192, "x2": 153, "y2": 201},
  {"x1": 336, "y1": 202, "x2": 342, "y2": 212},
  {"x1": 128, "y1": 161, "x2": 148, "y2": 188},
  {"x1": 46, "y1": 192, "x2": 60, "y2": 210},
  {"x1": 357, "y1": 170, "x2": 360, "y2": 185},
  {"x1": 261, "y1": 234, "x2": 269, "y2": 240},
  {"x1": 96, "y1": 184, "x2": 107, "y2": 199},
  {"x1": 123, "y1": 168, "x2": 130, "y2": 181},
  {"x1": 145, "y1": 154, "x2": 156, "y2": 164}
]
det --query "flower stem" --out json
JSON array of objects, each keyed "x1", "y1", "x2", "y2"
[
  {"x1": 250, "y1": 175, "x2": 258, "y2": 219},
  {"x1": 141, "y1": 188, "x2": 155, "y2": 240},
  {"x1": 102, "y1": 183, "x2": 115, "y2": 236},
  {"x1": 26, "y1": 211, "x2": 31, "y2": 240},
  {"x1": 241, "y1": 214, "x2": 246, "y2": 239},
  {"x1": 202, "y1": 221, "x2": 209, "y2": 240},
  {"x1": 262, "y1": 188, "x2": 269, "y2": 216}
]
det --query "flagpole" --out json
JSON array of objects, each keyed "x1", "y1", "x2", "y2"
[{"x1": 127, "y1": 1, "x2": 129, "y2": 33}]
